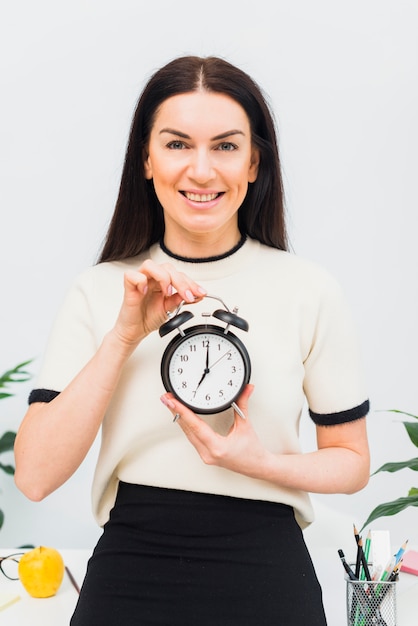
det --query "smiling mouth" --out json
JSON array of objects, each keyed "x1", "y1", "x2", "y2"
[{"x1": 181, "y1": 191, "x2": 223, "y2": 202}]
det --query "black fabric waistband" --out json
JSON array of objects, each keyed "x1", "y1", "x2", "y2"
[{"x1": 116, "y1": 481, "x2": 294, "y2": 518}]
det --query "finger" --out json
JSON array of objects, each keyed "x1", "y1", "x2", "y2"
[
  {"x1": 140, "y1": 260, "x2": 207, "y2": 302},
  {"x1": 160, "y1": 394, "x2": 215, "y2": 442},
  {"x1": 160, "y1": 394, "x2": 201, "y2": 429},
  {"x1": 233, "y1": 384, "x2": 254, "y2": 419},
  {"x1": 124, "y1": 269, "x2": 149, "y2": 295}
]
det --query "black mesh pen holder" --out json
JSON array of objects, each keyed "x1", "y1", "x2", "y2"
[{"x1": 346, "y1": 574, "x2": 397, "y2": 626}]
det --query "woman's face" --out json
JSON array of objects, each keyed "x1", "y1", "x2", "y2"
[{"x1": 144, "y1": 91, "x2": 259, "y2": 256}]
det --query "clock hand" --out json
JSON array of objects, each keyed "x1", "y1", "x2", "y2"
[
  {"x1": 208, "y1": 349, "x2": 231, "y2": 370},
  {"x1": 194, "y1": 344, "x2": 210, "y2": 392},
  {"x1": 206, "y1": 342, "x2": 210, "y2": 370}
]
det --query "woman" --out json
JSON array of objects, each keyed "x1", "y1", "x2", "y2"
[{"x1": 15, "y1": 56, "x2": 370, "y2": 625}]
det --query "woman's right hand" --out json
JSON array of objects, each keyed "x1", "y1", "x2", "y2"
[{"x1": 112, "y1": 259, "x2": 207, "y2": 349}]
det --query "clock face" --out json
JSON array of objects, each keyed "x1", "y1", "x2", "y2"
[{"x1": 161, "y1": 324, "x2": 251, "y2": 414}]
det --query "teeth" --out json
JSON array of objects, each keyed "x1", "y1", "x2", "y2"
[{"x1": 185, "y1": 192, "x2": 219, "y2": 202}]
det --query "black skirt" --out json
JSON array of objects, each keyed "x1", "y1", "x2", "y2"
[{"x1": 70, "y1": 483, "x2": 327, "y2": 625}]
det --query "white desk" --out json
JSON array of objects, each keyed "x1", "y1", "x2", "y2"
[
  {"x1": 1, "y1": 548, "x2": 417, "y2": 625},
  {"x1": 0, "y1": 549, "x2": 89, "y2": 626}
]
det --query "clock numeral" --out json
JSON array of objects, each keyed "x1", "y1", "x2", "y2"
[
  {"x1": 227, "y1": 352, "x2": 232, "y2": 360},
  {"x1": 202, "y1": 340, "x2": 210, "y2": 348},
  {"x1": 182, "y1": 381, "x2": 187, "y2": 389},
  {"x1": 218, "y1": 390, "x2": 224, "y2": 397},
  {"x1": 227, "y1": 379, "x2": 233, "y2": 386},
  {"x1": 205, "y1": 394, "x2": 211, "y2": 401},
  {"x1": 177, "y1": 367, "x2": 183, "y2": 374},
  {"x1": 189, "y1": 345, "x2": 197, "y2": 352},
  {"x1": 231, "y1": 366, "x2": 236, "y2": 373},
  {"x1": 180, "y1": 355, "x2": 189, "y2": 362}
]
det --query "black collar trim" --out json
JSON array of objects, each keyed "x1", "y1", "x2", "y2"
[{"x1": 159, "y1": 235, "x2": 247, "y2": 264}]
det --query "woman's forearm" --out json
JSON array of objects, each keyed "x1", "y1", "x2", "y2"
[
  {"x1": 257, "y1": 445, "x2": 370, "y2": 495},
  {"x1": 14, "y1": 330, "x2": 135, "y2": 501},
  {"x1": 161, "y1": 388, "x2": 370, "y2": 496}
]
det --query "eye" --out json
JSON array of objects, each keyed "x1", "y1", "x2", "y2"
[
  {"x1": 216, "y1": 142, "x2": 237, "y2": 151},
  {"x1": 167, "y1": 140, "x2": 187, "y2": 150}
]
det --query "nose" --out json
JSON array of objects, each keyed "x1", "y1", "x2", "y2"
[{"x1": 188, "y1": 148, "x2": 215, "y2": 183}]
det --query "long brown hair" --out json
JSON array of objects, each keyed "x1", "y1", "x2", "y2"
[{"x1": 99, "y1": 56, "x2": 287, "y2": 263}]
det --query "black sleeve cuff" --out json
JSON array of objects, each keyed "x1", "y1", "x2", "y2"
[
  {"x1": 309, "y1": 399, "x2": 370, "y2": 426},
  {"x1": 28, "y1": 388, "x2": 61, "y2": 404}
]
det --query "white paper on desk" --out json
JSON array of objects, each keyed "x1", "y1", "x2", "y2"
[{"x1": 370, "y1": 530, "x2": 391, "y2": 577}]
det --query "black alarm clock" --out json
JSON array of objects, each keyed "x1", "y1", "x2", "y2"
[{"x1": 159, "y1": 295, "x2": 251, "y2": 415}]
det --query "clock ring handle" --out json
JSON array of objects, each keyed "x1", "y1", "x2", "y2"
[
  {"x1": 159, "y1": 311, "x2": 194, "y2": 337},
  {"x1": 212, "y1": 309, "x2": 249, "y2": 332},
  {"x1": 158, "y1": 294, "x2": 249, "y2": 336},
  {"x1": 202, "y1": 295, "x2": 249, "y2": 331}
]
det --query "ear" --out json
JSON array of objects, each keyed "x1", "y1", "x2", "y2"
[
  {"x1": 248, "y1": 147, "x2": 260, "y2": 183},
  {"x1": 143, "y1": 150, "x2": 153, "y2": 180}
]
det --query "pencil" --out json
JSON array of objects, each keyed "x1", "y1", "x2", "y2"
[
  {"x1": 358, "y1": 538, "x2": 371, "y2": 581},
  {"x1": 65, "y1": 566, "x2": 80, "y2": 594},
  {"x1": 394, "y1": 540, "x2": 408, "y2": 565},
  {"x1": 355, "y1": 536, "x2": 363, "y2": 579}
]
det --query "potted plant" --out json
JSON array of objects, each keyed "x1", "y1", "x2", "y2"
[
  {"x1": 0, "y1": 360, "x2": 32, "y2": 529},
  {"x1": 361, "y1": 409, "x2": 418, "y2": 529}
]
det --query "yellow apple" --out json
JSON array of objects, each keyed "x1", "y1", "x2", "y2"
[{"x1": 18, "y1": 546, "x2": 64, "y2": 598}]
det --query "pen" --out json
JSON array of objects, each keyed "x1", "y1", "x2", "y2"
[
  {"x1": 65, "y1": 566, "x2": 80, "y2": 594},
  {"x1": 389, "y1": 560, "x2": 402, "y2": 581},
  {"x1": 338, "y1": 549, "x2": 357, "y2": 581}
]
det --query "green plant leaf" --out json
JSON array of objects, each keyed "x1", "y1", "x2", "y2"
[
  {"x1": 383, "y1": 409, "x2": 418, "y2": 420},
  {"x1": 361, "y1": 493, "x2": 418, "y2": 530},
  {"x1": 409, "y1": 487, "x2": 418, "y2": 496},
  {"x1": 402, "y1": 422, "x2": 418, "y2": 448},
  {"x1": 0, "y1": 509, "x2": 4, "y2": 530},
  {"x1": 0, "y1": 360, "x2": 33, "y2": 392},
  {"x1": 0, "y1": 392, "x2": 13, "y2": 400},
  {"x1": 0, "y1": 462, "x2": 15, "y2": 474},
  {"x1": 0, "y1": 431, "x2": 16, "y2": 454},
  {"x1": 372, "y1": 457, "x2": 418, "y2": 475}
]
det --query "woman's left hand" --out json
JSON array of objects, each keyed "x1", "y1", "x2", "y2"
[
  {"x1": 160, "y1": 385, "x2": 370, "y2": 495},
  {"x1": 160, "y1": 385, "x2": 270, "y2": 479}
]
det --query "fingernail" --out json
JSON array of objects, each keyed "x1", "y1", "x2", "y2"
[
  {"x1": 167, "y1": 284, "x2": 173, "y2": 296},
  {"x1": 160, "y1": 395, "x2": 175, "y2": 409},
  {"x1": 197, "y1": 286, "x2": 207, "y2": 295},
  {"x1": 185, "y1": 289, "x2": 194, "y2": 302}
]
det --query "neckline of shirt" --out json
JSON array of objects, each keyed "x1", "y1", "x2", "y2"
[{"x1": 159, "y1": 234, "x2": 247, "y2": 264}]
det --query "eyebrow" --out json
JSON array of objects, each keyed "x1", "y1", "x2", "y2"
[{"x1": 159, "y1": 128, "x2": 246, "y2": 141}]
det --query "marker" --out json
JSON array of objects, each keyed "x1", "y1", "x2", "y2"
[{"x1": 338, "y1": 549, "x2": 357, "y2": 580}]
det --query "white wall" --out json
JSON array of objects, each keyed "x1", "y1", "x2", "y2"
[{"x1": 1, "y1": 0, "x2": 417, "y2": 549}]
